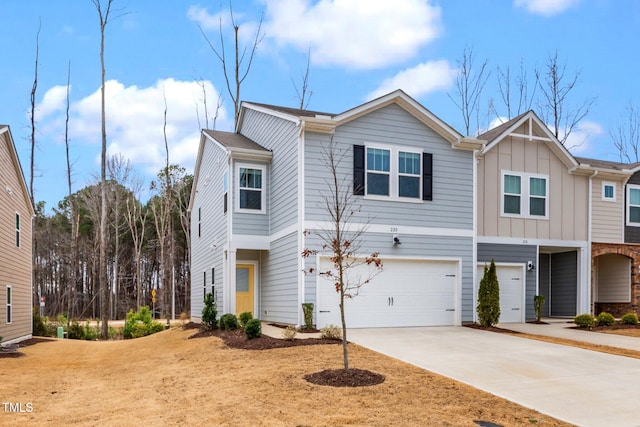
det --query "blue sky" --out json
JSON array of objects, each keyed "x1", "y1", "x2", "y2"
[{"x1": 1, "y1": 0, "x2": 639, "y2": 211}]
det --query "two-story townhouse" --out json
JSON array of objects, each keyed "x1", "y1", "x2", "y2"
[
  {"x1": 575, "y1": 157, "x2": 639, "y2": 317},
  {"x1": 0, "y1": 125, "x2": 34, "y2": 345},
  {"x1": 476, "y1": 111, "x2": 595, "y2": 321},
  {"x1": 190, "y1": 90, "x2": 483, "y2": 328}
]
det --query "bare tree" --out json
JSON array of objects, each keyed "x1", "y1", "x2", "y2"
[
  {"x1": 492, "y1": 59, "x2": 536, "y2": 121},
  {"x1": 302, "y1": 136, "x2": 382, "y2": 371},
  {"x1": 195, "y1": 77, "x2": 223, "y2": 130},
  {"x1": 124, "y1": 174, "x2": 147, "y2": 309},
  {"x1": 198, "y1": 2, "x2": 264, "y2": 126},
  {"x1": 448, "y1": 46, "x2": 490, "y2": 136},
  {"x1": 612, "y1": 101, "x2": 640, "y2": 163},
  {"x1": 292, "y1": 47, "x2": 313, "y2": 110},
  {"x1": 535, "y1": 51, "x2": 596, "y2": 146},
  {"x1": 29, "y1": 18, "x2": 41, "y2": 206},
  {"x1": 93, "y1": 0, "x2": 114, "y2": 339}
]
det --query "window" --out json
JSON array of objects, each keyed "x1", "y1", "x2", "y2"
[
  {"x1": 198, "y1": 207, "x2": 201, "y2": 238},
  {"x1": 354, "y1": 145, "x2": 430, "y2": 201},
  {"x1": 223, "y1": 171, "x2": 229, "y2": 214},
  {"x1": 203, "y1": 271, "x2": 207, "y2": 302},
  {"x1": 236, "y1": 164, "x2": 265, "y2": 213},
  {"x1": 6, "y1": 286, "x2": 12, "y2": 324},
  {"x1": 603, "y1": 182, "x2": 616, "y2": 202},
  {"x1": 501, "y1": 171, "x2": 548, "y2": 218},
  {"x1": 627, "y1": 185, "x2": 640, "y2": 226},
  {"x1": 15, "y1": 213, "x2": 20, "y2": 248}
]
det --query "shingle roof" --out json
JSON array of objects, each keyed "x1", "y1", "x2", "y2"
[
  {"x1": 575, "y1": 156, "x2": 638, "y2": 170},
  {"x1": 203, "y1": 129, "x2": 270, "y2": 153},
  {"x1": 477, "y1": 111, "x2": 531, "y2": 143},
  {"x1": 246, "y1": 101, "x2": 335, "y2": 118}
]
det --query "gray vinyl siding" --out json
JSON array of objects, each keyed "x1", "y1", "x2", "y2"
[
  {"x1": 539, "y1": 254, "x2": 551, "y2": 317},
  {"x1": 304, "y1": 231, "x2": 475, "y2": 323},
  {"x1": 190, "y1": 140, "x2": 228, "y2": 321},
  {"x1": 304, "y1": 104, "x2": 474, "y2": 229},
  {"x1": 478, "y1": 243, "x2": 537, "y2": 321},
  {"x1": 232, "y1": 159, "x2": 270, "y2": 235},
  {"x1": 239, "y1": 108, "x2": 299, "y2": 234},
  {"x1": 260, "y1": 232, "x2": 299, "y2": 324},
  {"x1": 550, "y1": 251, "x2": 578, "y2": 317}
]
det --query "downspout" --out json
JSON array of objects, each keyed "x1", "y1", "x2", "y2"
[
  {"x1": 472, "y1": 149, "x2": 479, "y2": 325},
  {"x1": 297, "y1": 120, "x2": 306, "y2": 327},
  {"x1": 588, "y1": 170, "x2": 597, "y2": 314}
]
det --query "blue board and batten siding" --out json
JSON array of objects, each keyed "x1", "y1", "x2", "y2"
[
  {"x1": 302, "y1": 104, "x2": 476, "y2": 323},
  {"x1": 478, "y1": 243, "x2": 537, "y2": 321},
  {"x1": 191, "y1": 139, "x2": 228, "y2": 320}
]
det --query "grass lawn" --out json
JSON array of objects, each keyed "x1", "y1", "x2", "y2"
[{"x1": 0, "y1": 326, "x2": 572, "y2": 426}]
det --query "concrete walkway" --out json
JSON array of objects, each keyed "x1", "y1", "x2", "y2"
[{"x1": 347, "y1": 322, "x2": 640, "y2": 427}]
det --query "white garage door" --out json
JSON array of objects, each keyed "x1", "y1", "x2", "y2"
[
  {"x1": 317, "y1": 258, "x2": 459, "y2": 328},
  {"x1": 476, "y1": 264, "x2": 524, "y2": 323}
]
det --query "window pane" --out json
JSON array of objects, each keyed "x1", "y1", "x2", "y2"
[
  {"x1": 530, "y1": 197, "x2": 546, "y2": 216},
  {"x1": 530, "y1": 177, "x2": 546, "y2": 197},
  {"x1": 15, "y1": 213, "x2": 19, "y2": 230},
  {"x1": 6, "y1": 287, "x2": 11, "y2": 305},
  {"x1": 367, "y1": 148, "x2": 390, "y2": 172},
  {"x1": 240, "y1": 189, "x2": 262, "y2": 210},
  {"x1": 630, "y1": 188, "x2": 640, "y2": 205},
  {"x1": 504, "y1": 195, "x2": 520, "y2": 214},
  {"x1": 631, "y1": 207, "x2": 640, "y2": 223},
  {"x1": 399, "y1": 152, "x2": 420, "y2": 175},
  {"x1": 399, "y1": 176, "x2": 420, "y2": 198},
  {"x1": 236, "y1": 268, "x2": 249, "y2": 292},
  {"x1": 504, "y1": 175, "x2": 521, "y2": 194},
  {"x1": 240, "y1": 168, "x2": 262, "y2": 189},
  {"x1": 604, "y1": 185, "x2": 614, "y2": 199},
  {"x1": 367, "y1": 173, "x2": 390, "y2": 195},
  {"x1": 223, "y1": 172, "x2": 228, "y2": 193}
]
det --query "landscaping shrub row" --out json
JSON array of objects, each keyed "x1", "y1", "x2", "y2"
[{"x1": 574, "y1": 311, "x2": 639, "y2": 328}]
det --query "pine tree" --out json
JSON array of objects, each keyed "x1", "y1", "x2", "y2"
[{"x1": 477, "y1": 259, "x2": 500, "y2": 326}]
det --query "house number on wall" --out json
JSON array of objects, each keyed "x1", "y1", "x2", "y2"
[{"x1": 390, "y1": 227, "x2": 398, "y2": 233}]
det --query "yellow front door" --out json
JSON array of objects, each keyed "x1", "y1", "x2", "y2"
[{"x1": 235, "y1": 264, "x2": 254, "y2": 315}]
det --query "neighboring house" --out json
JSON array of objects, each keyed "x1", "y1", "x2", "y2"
[
  {"x1": 0, "y1": 125, "x2": 34, "y2": 344},
  {"x1": 476, "y1": 111, "x2": 595, "y2": 321},
  {"x1": 575, "y1": 157, "x2": 639, "y2": 317},
  {"x1": 190, "y1": 90, "x2": 484, "y2": 328}
]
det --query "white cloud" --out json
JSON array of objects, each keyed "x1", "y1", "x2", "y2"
[
  {"x1": 40, "y1": 78, "x2": 228, "y2": 179},
  {"x1": 36, "y1": 85, "x2": 69, "y2": 121},
  {"x1": 514, "y1": 0, "x2": 579, "y2": 16},
  {"x1": 187, "y1": 5, "x2": 226, "y2": 31},
  {"x1": 564, "y1": 120, "x2": 603, "y2": 155},
  {"x1": 367, "y1": 60, "x2": 456, "y2": 100},
  {"x1": 263, "y1": 0, "x2": 442, "y2": 69}
]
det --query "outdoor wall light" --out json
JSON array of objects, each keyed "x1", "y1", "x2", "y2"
[
  {"x1": 393, "y1": 235, "x2": 401, "y2": 245},
  {"x1": 527, "y1": 261, "x2": 535, "y2": 271}
]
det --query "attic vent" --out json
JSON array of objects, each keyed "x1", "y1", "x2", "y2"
[
  {"x1": 314, "y1": 114, "x2": 331, "y2": 119},
  {"x1": 5, "y1": 186, "x2": 12, "y2": 195}
]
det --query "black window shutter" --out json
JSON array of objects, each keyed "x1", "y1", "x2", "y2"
[
  {"x1": 422, "y1": 153, "x2": 433, "y2": 201},
  {"x1": 353, "y1": 145, "x2": 365, "y2": 195}
]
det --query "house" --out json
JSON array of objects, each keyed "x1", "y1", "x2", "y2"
[
  {"x1": 475, "y1": 111, "x2": 596, "y2": 321},
  {"x1": 189, "y1": 90, "x2": 484, "y2": 328},
  {"x1": 574, "y1": 157, "x2": 639, "y2": 317},
  {"x1": 0, "y1": 125, "x2": 34, "y2": 344}
]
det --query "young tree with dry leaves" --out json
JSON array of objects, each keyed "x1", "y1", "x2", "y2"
[{"x1": 302, "y1": 136, "x2": 382, "y2": 371}]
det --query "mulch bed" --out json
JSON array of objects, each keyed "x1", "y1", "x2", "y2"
[
  {"x1": 572, "y1": 324, "x2": 640, "y2": 331},
  {"x1": 185, "y1": 322, "x2": 384, "y2": 387},
  {"x1": 464, "y1": 323, "x2": 521, "y2": 334}
]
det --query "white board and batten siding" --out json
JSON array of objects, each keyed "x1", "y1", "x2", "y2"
[{"x1": 317, "y1": 257, "x2": 461, "y2": 328}]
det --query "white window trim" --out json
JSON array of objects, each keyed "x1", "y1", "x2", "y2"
[
  {"x1": 6, "y1": 285, "x2": 12, "y2": 324},
  {"x1": 235, "y1": 163, "x2": 266, "y2": 214},
  {"x1": 602, "y1": 181, "x2": 616, "y2": 202},
  {"x1": 500, "y1": 170, "x2": 549, "y2": 219},
  {"x1": 364, "y1": 143, "x2": 423, "y2": 202},
  {"x1": 626, "y1": 184, "x2": 640, "y2": 226},
  {"x1": 15, "y1": 212, "x2": 20, "y2": 248}
]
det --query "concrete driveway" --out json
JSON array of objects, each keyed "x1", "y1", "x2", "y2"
[{"x1": 347, "y1": 326, "x2": 640, "y2": 427}]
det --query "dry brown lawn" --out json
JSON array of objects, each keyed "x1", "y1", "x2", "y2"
[{"x1": 0, "y1": 326, "x2": 573, "y2": 427}]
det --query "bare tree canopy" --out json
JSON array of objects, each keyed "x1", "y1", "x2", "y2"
[
  {"x1": 612, "y1": 101, "x2": 640, "y2": 163},
  {"x1": 198, "y1": 1, "x2": 264, "y2": 127},
  {"x1": 292, "y1": 47, "x2": 313, "y2": 111},
  {"x1": 492, "y1": 59, "x2": 536, "y2": 121},
  {"x1": 535, "y1": 51, "x2": 596, "y2": 146}
]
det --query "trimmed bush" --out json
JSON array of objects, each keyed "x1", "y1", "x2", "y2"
[
  {"x1": 282, "y1": 325, "x2": 297, "y2": 340},
  {"x1": 621, "y1": 312, "x2": 639, "y2": 325},
  {"x1": 533, "y1": 295, "x2": 545, "y2": 322},
  {"x1": 219, "y1": 313, "x2": 238, "y2": 330},
  {"x1": 301, "y1": 303, "x2": 314, "y2": 330},
  {"x1": 32, "y1": 308, "x2": 48, "y2": 337},
  {"x1": 201, "y1": 293, "x2": 218, "y2": 330},
  {"x1": 596, "y1": 312, "x2": 615, "y2": 326},
  {"x1": 238, "y1": 311, "x2": 253, "y2": 329},
  {"x1": 320, "y1": 324, "x2": 342, "y2": 340},
  {"x1": 477, "y1": 259, "x2": 500, "y2": 327},
  {"x1": 123, "y1": 306, "x2": 165, "y2": 339},
  {"x1": 67, "y1": 321, "x2": 84, "y2": 340},
  {"x1": 574, "y1": 313, "x2": 595, "y2": 328},
  {"x1": 244, "y1": 318, "x2": 262, "y2": 339}
]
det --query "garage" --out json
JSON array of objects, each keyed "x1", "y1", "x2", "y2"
[
  {"x1": 476, "y1": 263, "x2": 525, "y2": 323},
  {"x1": 316, "y1": 258, "x2": 459, "y2": 328}
]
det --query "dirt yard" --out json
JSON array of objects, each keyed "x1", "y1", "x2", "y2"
[{"x1": 0, "y1": 326, "x2": 573, "y2": 426}]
